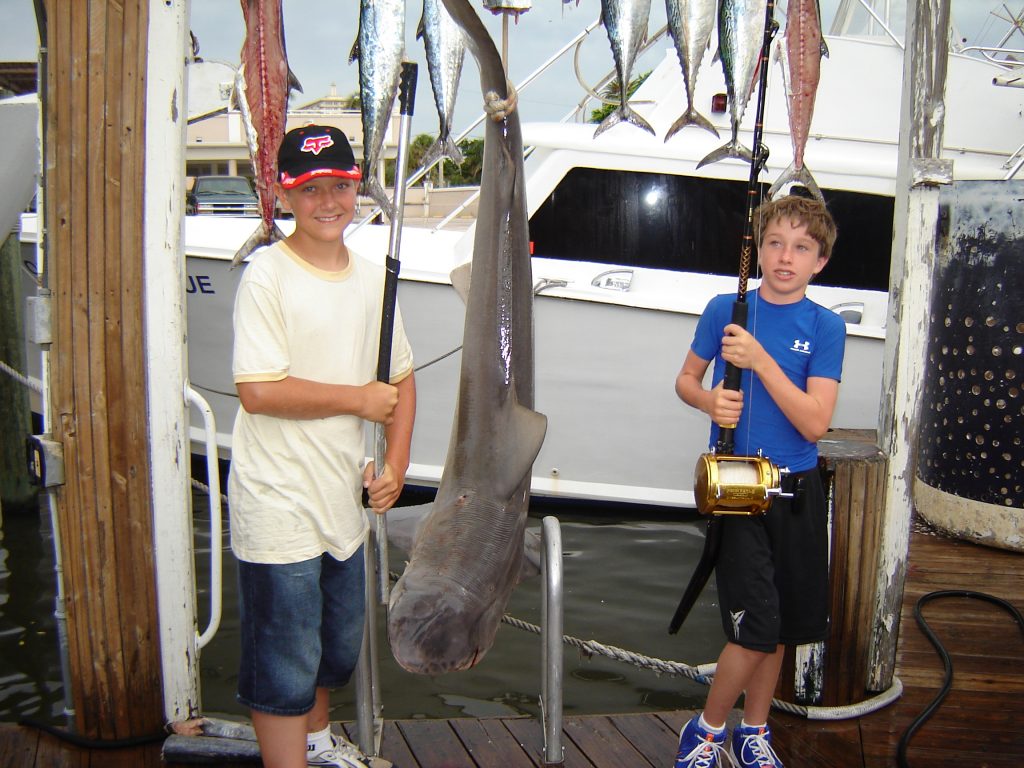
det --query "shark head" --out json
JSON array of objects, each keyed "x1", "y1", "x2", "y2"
[{"x1": 387, "y1": 572, "x2": 503, "y2": 674}]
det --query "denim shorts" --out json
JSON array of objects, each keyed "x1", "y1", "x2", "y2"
[{"x1": 236, "y1": 548, "x2": 366, "y2": 716}]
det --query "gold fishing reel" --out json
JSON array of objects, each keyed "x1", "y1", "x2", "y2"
[{"x1": 693, "y1": 452, "x2": 791, "y2": 516}]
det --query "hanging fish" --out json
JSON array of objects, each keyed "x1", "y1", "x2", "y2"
[
  {"x1": 664, "y1": 0, "x2": 719, "y2": 141},
  {"x1": 768, "y1": 0, "x2": 827, "y2": 200},
  {"x1": 231, "y1": 0, "x2": 302, "y2": 269},
  {"x1": 418, "y1": 0, "x2": 467, "y2": 169},
  {"x1": 696, "y1": 0, "x2": 768, "y2": 168},
  {"x1": 594, "y1": 0, "x2": 656, "y2": 138},
  {"x1": 351, "y1": 0, "x2": 406, "y2": 219}
]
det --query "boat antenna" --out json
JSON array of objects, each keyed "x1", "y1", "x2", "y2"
[{"x1": 668, "y1": 0, "x2": 778, "y2": 637}]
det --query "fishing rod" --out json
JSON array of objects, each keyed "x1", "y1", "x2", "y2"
[
  {"x1": 374, "y1": 61, "x2": 418, "y2": 606},
  {"x1": 669, "y1": 0, "x2": 782, "y2": 636}
]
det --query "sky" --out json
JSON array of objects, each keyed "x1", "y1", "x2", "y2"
[{"x1": 1, "y1": 1, "x2": 1017, "y2": 138}]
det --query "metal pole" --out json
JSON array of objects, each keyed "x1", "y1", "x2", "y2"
[
  {"x1": 373, "y1": 62, "x2": 418, "y2": 605},
  {"x1": 541, "y1": 516, "x2": 564, "y2": 766}
]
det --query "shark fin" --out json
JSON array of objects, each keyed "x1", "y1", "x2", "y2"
[
  {"x1": 449, "y1": 261, "x2": 472, "y2": 304},
  {"x1": 493, "y1": 397, "x2": 547, "y2": 500}
]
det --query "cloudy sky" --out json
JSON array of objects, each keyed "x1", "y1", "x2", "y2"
[{"x1": 2, "y1": 1, "x2": 1016, "y2": 137}]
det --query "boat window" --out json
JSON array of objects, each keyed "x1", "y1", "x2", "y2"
[{"x1": 528, "y1": 167, "x2": 894, "y2": 292}]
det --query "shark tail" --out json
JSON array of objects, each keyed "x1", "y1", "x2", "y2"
[
  {"x1": 768, "y1": 161, "x2": 824, "y2": 201},
  {"x1": 664, "y1": 107, "x2": 720, "y2": 142},
  {"x1": 594, "y1": 103, "x2": 656, "y2": 139},
  {"x1": 362, "y1": 174, "x2": 395, "y2": 220},
  {"x1": 696, "y1": 138, "x2": 754, "y2": 169},
  {"x1": 229, "y1": 220, "x2": 287, "y2": 270}
]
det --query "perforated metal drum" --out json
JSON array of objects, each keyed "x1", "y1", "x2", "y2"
[{"x1": 693, "y1": 453, "x2": 785, "y2": 515}]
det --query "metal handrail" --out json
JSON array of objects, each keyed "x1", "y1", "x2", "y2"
[
  {"x1": 541, "y1": 516, "x2": 564, "y2": 766},
  {"x1": 187, "y1": 385, "x2": 223, "y2": 650}
]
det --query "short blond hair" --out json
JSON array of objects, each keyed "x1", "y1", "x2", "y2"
[{"x1": 753, "y1": 195, "x2": 838, "y2": 262}]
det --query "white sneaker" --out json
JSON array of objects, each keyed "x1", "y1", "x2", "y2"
[{"x1": 307, "y1": 734, "x2": 371, "y2": 768}]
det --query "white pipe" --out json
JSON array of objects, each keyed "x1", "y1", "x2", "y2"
[{"x1": 188, "y1": 385, "x2": 223, "y2": 650}]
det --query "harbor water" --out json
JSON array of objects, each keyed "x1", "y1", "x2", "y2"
[{"x1": 0, "y1": 486, "x2": 724, "y2": 726}]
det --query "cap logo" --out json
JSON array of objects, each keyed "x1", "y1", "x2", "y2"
[{"x1": 300, "y1": 135, "x2": 334, "y2": 155}]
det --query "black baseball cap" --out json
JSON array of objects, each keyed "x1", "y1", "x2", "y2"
[{"x1": 277, "y1": 125, "x2": 362, "y2": 189}]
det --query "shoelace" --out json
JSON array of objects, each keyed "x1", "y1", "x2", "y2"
[
  {"x1": 737, "y1": 731, "x2": 781, "y2": 768},
  {"x1": 679, "y1": 735, "x2": 735, "y2": 768},
  {"x1": 310, "y1": 747, "x2": 370, "y2": 768}
]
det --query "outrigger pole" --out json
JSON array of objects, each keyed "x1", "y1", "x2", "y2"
[
  {"x1": 374, "y1": 62, "x2": 419, "y2": 606},
  {"x1": 669, "y1": 0, "x2": 779, "y2": 636}
]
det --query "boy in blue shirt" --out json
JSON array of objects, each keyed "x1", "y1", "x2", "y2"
[{"x1": 673, "y1": 195, "x2": 842, "y2": 768}]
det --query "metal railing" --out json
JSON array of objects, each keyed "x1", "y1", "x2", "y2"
[{"x1": 352, "y1": 515, "x2": 565, "y2": 764}]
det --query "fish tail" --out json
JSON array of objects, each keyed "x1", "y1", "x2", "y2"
[
  {"x1": 594, "y1": 103, "x2": 655, "y2": 139},
  {"x1": 229, "y1": 220, "x2": 285, "y2": 270},
  {"x1": 664, "y1": 107, "x2": 720, "y2": 142},
  {"x1": 422, "y1": 135, "x2": 465, "y2": 170},
  {"x1": 362, "y1": 174, "x2": 395, "y2": 220},
  {"x1": 768, "y1": 161, "x2": 824, "y2": 201},
  {"x1": 696, "y1": 138, "x2": 753, "y2": 169}
]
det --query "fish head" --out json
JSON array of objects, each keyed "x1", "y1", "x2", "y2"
[{"x1": 387, "y1": 571, "x2": 504, "y2": 674}]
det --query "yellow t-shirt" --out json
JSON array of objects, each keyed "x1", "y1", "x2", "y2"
[{"x1": 228, "y1": 240, "x2": 413, "y2": 564}]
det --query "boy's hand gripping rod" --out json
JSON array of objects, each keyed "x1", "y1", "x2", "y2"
[
  {"x1": 374, "y1": 61, "x2": 418, "y2": 606},
  {"x1": 669, "y1": 1, "x2": 779, "y2": 636}
]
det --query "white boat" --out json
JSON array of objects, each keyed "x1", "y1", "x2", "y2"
[{"x1": 14, "y1": 2, "x2": 1024, "y2": 508}]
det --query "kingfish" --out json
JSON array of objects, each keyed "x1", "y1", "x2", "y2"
[
  {"x1": 664, "y1": 0, "x2": 719, "y2": 141},
  {"x1": 594, "y1": 0, "x2": 656, "y2": 138},
  {"x1": 351, "y1": 0, "x2": 405, "y2": 219},
  {"x1": 387, "y1": 0, "x2": 547, "y2": 675},
  {"x1": 231, "y1": 0, "x2": 302, "y2": 269},
  {"x1": 768, "y1": 0, "x2": 827, "y2": 200},
  {"x1": 696, "y1": 0, "x2": 768, "y2": 168},
  {"x1": 419, "y1": 0, "x2": 467, "y2": 169}
]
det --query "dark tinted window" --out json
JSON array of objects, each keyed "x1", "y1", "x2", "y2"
[{"x1": 528, "y1": 167, "x2": 894, "y2": 292}]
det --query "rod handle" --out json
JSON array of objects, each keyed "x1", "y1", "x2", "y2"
[{"x1": 398, "y1": 62, "x2": 418, "y2": 117}]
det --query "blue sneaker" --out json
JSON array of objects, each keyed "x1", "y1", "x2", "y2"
[
  {"x1": 730, "y1": 723, "x2": 782, "y2": 768},
  {"x1": 674, "y1": 714, "x2": 731, "y2": 768}
]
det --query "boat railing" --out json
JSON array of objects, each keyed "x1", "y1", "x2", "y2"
[{"x1": 350, "y1": 16, "x2": 671, "y2": 236}]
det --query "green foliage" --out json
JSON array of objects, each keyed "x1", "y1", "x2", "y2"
[
  {"x1": 384, "y1": 135, "x2": 485, "y2": 187},
  {"x1": 589, "y1": 70, "x2": 651, "y2": 124}
]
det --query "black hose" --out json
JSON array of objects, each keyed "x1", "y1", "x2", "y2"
[
  {"x1": 896, "y1": 590, "x2": 1024, "y2": 767},
  {"x1": 17, "y1": 717, "x2": 167, "y2": 750}
]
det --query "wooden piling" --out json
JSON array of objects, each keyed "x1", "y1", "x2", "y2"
[
  {"x1": 778, "y1": 430, "x2": 888, "y2": 707},
  {"x1": 41, "y1": 0, "x2": 163, "y2": 740}
]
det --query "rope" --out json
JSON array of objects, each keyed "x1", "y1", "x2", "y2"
[
  {"x1": 0, "y1": 358, "x2": 43, "y2": 394},
  {"x1": 187, "y1": 481, "x2": 902, "y2": 722},
  {"x1": 484, "y1": 82, "x2": 518, "y2": 121},
  {"x1": 497, "y1": 611, "x2": 903, "y2": 721}
]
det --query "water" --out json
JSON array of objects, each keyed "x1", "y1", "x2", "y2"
[{"x1": 0, "y1": 488, "x2": 724, "y2": 726}]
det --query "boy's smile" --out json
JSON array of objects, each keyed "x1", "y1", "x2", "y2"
[{"x1": 756, "y1": 216, "x2": 827, "y2": 304}]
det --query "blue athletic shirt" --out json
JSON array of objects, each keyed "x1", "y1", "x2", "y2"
[{"x1": 691, "y1": 290, "x2": 846, "y2": 472}]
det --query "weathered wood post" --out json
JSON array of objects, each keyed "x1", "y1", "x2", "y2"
[
  {"x1": 41, "y1": 0, "x2": 165, "y2": 739},
  {"x1": 869, "y1": 0, "x2": 952, "y2": 690}
]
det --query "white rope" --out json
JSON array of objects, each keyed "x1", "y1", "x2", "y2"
[
  {"x1": 0, "y1": 358, "x2": 43, "y2": 394},
  {"x1": 187, "y1": 480, "x2": 902, "y2": 722}
]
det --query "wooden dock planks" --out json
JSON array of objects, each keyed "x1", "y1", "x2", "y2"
[{"x1": 1, "y1": 516, "x2": 1021, "y2": 767}]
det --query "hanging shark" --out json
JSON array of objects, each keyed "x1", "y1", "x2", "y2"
[{"x1": 386, "y1": 0, "x2": 547, "y2": 675}]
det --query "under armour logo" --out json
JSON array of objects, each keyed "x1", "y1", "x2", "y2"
[
  {"x1": 300, "y1": 135, "x2": 334, "y2": 155},
  {"x1": 731, "y1": 610, "x2": 745, "y2": 638},
  {"x1": 791, "y1": 339, "x2": 811, "y2": 354}
]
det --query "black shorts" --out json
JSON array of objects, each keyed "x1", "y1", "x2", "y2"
[{"x1": 714, "y1": 467, "x2": 829, "y2": 652}]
